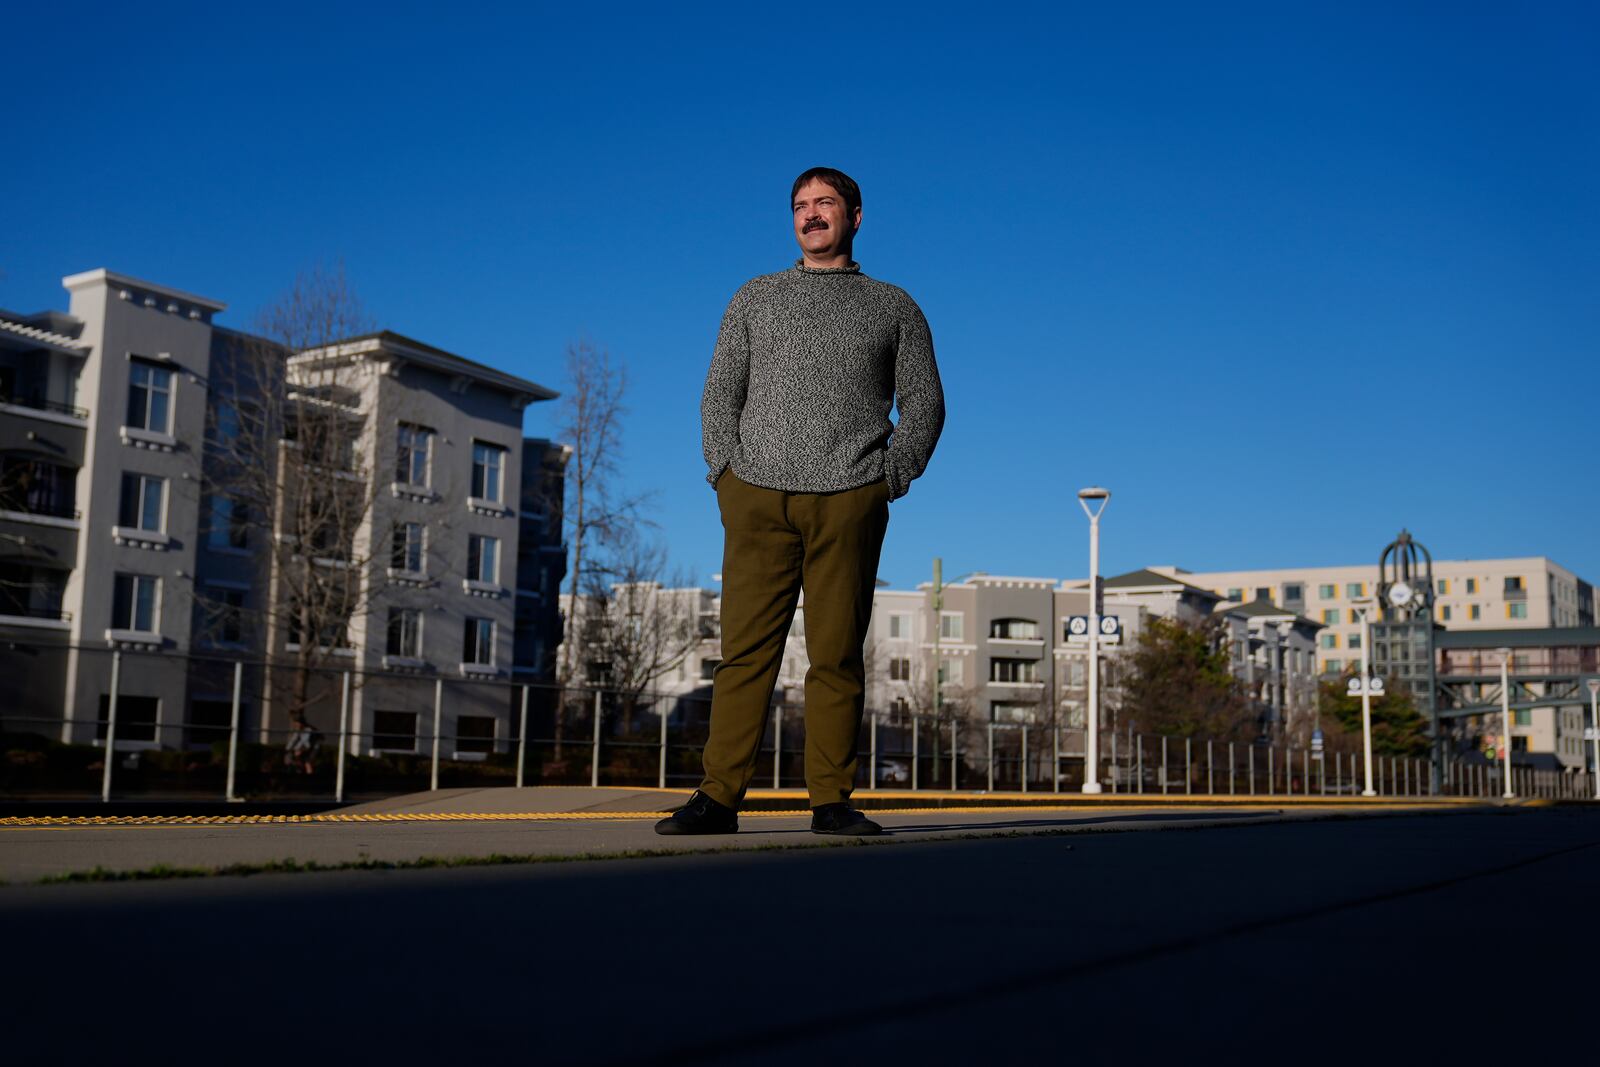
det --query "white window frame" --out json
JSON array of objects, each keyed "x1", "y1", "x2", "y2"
[
  {"x1": 471, "y1": 441, "x2": 506, "y2": 504},
  {"x1": 939, "y1": 612, "x2": 964, "y2": 641},
  {"x1": 468, "y1": 534, "x2": 500, "y2": 584},
  {"x1": 397, "y1": 423, "x2": 432, "y2": 487},
  {"x1": 127, "y1": 360, "x2": 173, "y2": 433},
  {"x1": 464, "y1": 616, "x2": 495, "y2": 665},
  {"x1": 388, "y1": 607, "x2": 423, "y2": 659},
  {"x1": 112, "y1": 573, "x2": 159, "y2": 632},
  {"x1": 121, "y1": 473, "x2": 165, "y2": 532}
]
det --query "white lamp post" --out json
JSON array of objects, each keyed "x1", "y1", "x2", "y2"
[
  {"x1": 1077, "y1": 487, "x2": 1110, "y2": 794},
  {"x1": 1499, "y1": 647, "x2": 1514, "y2": 799},
  {"x1": 1586, "y1": 678, "x2": 1598, "y2": 801},
  {"x1": 1352, "y1": 599, "x2": 1377, "y2": 797}
]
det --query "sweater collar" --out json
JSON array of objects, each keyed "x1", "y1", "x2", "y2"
[{"x1": 794, "y1": 259, "x2": 861, "y2": 275}]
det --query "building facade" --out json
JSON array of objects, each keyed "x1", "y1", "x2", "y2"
[
  {"x1": 0, "y1": 269, "x2": 563, "y2": 757},
  {"x1": 1149, "y1": 557, "x2": 1596, "y2": 676}
]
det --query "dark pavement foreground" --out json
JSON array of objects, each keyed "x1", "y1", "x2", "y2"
[{"x1": 3, "y1": 806, "x2": 1594, "y2": 1064}]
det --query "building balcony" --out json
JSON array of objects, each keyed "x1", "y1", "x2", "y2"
[
  {"x1": 0, "y1": 603, "x2": 72, "y2": 630},
  {"x1": 0, "y1": 394, "x2": 89, "y2": 424}
]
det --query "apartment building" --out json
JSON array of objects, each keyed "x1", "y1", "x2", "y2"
[
  {"x1": 621, "y1": 569, "x2": 1320, "y2": 742},
  {"x1": 0, "y1": 269, "x2": 562, "y2": 756},
  {"x1": 1150, "y1": 557, "x2": 1596, "y2": 676}
]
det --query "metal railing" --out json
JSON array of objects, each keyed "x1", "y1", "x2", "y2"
[
  {"x1": 2, "y1": 644, "x2": 1595, "y2": 804},
  {"x1": 0, "y1": 393, "x2": 90, "y2": 420}
]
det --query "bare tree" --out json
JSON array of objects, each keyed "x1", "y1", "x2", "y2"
[
  {"x1": 198, "y1": 266, "x2": 393, "y2": 728},
  {"x1": 573, "y1": 530, "x2": 705, "y2": 734}
]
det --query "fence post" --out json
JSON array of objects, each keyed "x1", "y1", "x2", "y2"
[
  {"x1": 1303, "y1": 749, "x2": 1310, "y2": 798},
  {"x1": 869, "y1": 711, "x2": 878, "y2": 790},
  {"x1": 518, "y1": 685, "x2": 530, "y2": 790},
  {"x1": 656, "y1": 692, "x2": 667, "y2": 791},
  {"x1": 1207, "y1": 739, "x2": 1214, "y2": 795},
  {"x1": 1136, "y1": 735, "x2": 1144, "y2": 795},
  {"x1": 1106, "y1": 728, "x2": 1115, "y2": 794},
  {"x1": 911, "y1": 715, "x2": 920, "y2": 791},
  {"x1": 1185, "y1": 737, "x2": 1192, "y2": 795},
  {"x1": 100, "y1": 649, "x2": 121, "y2": 803},
  {"x1": 334, "y1": 670, "x2": 350, "y2": 804},
  {"x1": 590, "y1": 688, "x2": 602, "y2": 789},
  {"x1": 1056, "y1": 724, "x2": 1063, "y2": 794},
  {"x1": 430, "y1": 678, "x2": 443, "y2": 791},
  {"x1": 1230, "y1": 741, "x2": 1236, "y2": 795},
  {"x1": 1248, "y1": 745, "x2": 1255, "y2": 796},
  {"x1": 773, "y1": 704, "x2": 783, "y2": 789},
  {"x1": 1161, "y1": 735, "x2": 1169, "y2": 795},
  {"x1": 1268, "y1": 746, "x2": 1276, "y2": 796},
  {"x1": 225, "y1": 660, "x2": 243, "y2": 803},
  {"x1": 986, "y1": 720, "x2": 995, "y2": 792},
  {"x1": 950, "y1": 718, "x2": 958, "y2": 790},
  {"x1": 1021, "y1": 725, "x2": 1028, "y2": 794}
]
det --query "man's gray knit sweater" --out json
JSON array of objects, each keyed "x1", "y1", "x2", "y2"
[{"x1": 701, "y1": 260, "x2": 944, "y2": 501}]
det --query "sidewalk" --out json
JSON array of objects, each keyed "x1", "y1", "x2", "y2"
[{"x1": 0, "y1": 786, "x2": 1508, "y2": 884}]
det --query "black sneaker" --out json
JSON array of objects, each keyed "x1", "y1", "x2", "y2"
[
  {"x1": 655, "y1": 790, "x2": 739, "y2": 836},
  {"x1": 810, "y1": 802, "x2": 883, "y2": 836}
]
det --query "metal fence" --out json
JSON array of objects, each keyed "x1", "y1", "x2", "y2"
[{"x1": 2, "y1": 644, "x2": 1594, "y2": 803}]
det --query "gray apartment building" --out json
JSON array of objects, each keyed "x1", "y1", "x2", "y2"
[{"x1": 0, "y1": 269, "x2": 565, "y2": 757}]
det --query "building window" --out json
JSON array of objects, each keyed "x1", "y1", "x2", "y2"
[
  {"x1": 208, "y1": 496, "x2": 249, "y2": 549},
  {"x1": 1470, "y1": 604, "x2": 1481, "y2": 620},
  {"x1": 373, "y1": 711, "x2": 418, "y2": 752},
  {"x1": 396, "y1": 424, "x2": 433, "y2": 486},
  {"x1": 387, "y1": 608, "x2": 422, "y2": 658},
  {"x1": 992, "y1": 701, "x2": 1033, "y2": 723},
  {"x1": 1319, "y1": 584, "x2": 1336, "y2": 599},
  {"x1": 112, "y1": 573, "x2": 158, "y2": 631},
  {"x1": 1069, "y1": 661, "x2": 1086, "y2": 687},
  {"x1": 1439, "y1": 605, "x2": 1452, "y2": 621},
  {"x1": 990, "y1": 658, "x2": 1038, "y2": 683},
  {"x1": 1255, "y1": 587, "x2": 1272, "y2": 602},
  {"x1": 392, "y1": 522, "x2": 424, "y2": 573},
  {"x1": 939, "y1": 613, "x2": 963, "y2": 641},
  {"x1": 1348, "y1": 609, "x2": 1362, "y2": 624},
  {"x1": 456, "y1": 715, "x2": 496, "y2": 754},
  {"x1": 1347, "y1": 632, "x2": 1361, "y2": 649},
  {"x1": 1437, "y1": 579, "x2": 1450, "y2": 595},
  {"x1": 937, "y1": 657, "x2": 964, "y2": 685},
  {"x1": 1226, "y1": 588, "x2": 1242, "y2": 601},
  {"x1": 96, "y1": 694, "x2": 159, "y2": 742},
  {"x1": 467, "y1": 534, "x2": 500, "y2": 583},
  {"x1": 990, "y1": 618, "x2": 1040, "y2": 640},
  {"x1": 1324, "y1": 659, "x2": 1342, "y2": 674},
  {"x1": 463, "y1": 617, "x2": 494, "y2": 664},
  {"x1": 126, "y1": 360, "x2": 173, "y2": 433},
  {"x1": 1513, "y1": 709, "x2": 1532, "y2": 727},
  {"x1": 888, "y1": 613, "x2": 910, "y2": 639},
  {"x1": 700, "y1": 657, "x2": 721, "y2": 681},
  {"x1": 1321, "y1": 609, "x2": 1339, "y2": 625},
  {"x1": 1507, "y1": 602, "x2": 1528, "y2": 620},
  {"x1": 1345, "y1": 582, "x2": 1364, "y2": 598},
  {"x1": 1504, "y1": 576, "x2": 1525, "y2": 593},
  {"x1": 1466, "y1": 578, "x2": 1478, "y2": 594},
  {"x1": 471, "y1": 441, "x2": 506, "y2": 503},
  {"x1": 889, "y1": 657, "x2": 911, "y2": 681},
  {"x1": 1319, "y1": 633, "x2": 1338, "y2": 650},
  {"x1": 117, "y1": 473, "x2": 165, "y2": 532},
  {"x1": 210, "y1": 587, "x2": 246, "y2": 644},
  {"x1": 1283, "y1": 584, "x2": 1304, "y2": 602}
]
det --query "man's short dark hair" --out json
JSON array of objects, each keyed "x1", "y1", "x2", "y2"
[{"x1": 792, "y1": 167, "x2": 861, "y2": 216}]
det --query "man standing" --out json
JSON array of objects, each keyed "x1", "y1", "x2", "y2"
[{"x1": 657, "y1": 167, "x2": 945, "y2": 836}]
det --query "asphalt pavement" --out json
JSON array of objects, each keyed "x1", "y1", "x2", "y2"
[{"x1": 2, "y1": 800, "x2": 1594, "y2": 1064}]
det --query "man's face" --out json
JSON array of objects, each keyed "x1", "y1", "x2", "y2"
[{"x1": 792, "y1": 179, "x2": 861, "y2": 259}]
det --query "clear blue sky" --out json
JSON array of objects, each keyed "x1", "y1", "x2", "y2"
[{"x1": 6, "y1": 2, "x2": 1597, "y2": 590}]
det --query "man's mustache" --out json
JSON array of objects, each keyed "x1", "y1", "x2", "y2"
[{"x1": 803, "y1": 218, "x2": 829, "y2": 233}]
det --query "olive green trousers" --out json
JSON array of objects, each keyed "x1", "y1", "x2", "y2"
[{"x1": 700, "y1": 470, "x2": 890, "y2": 809}]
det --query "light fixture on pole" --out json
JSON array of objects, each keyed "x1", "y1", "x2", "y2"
[
  {"x1": 1499, "y1": 647, "x2": 1514, "y2": 799},
  {"x1": 1586, "y1": 678, "x2": 1598, "y2": 801},
  {"x1": 1077, "y1": 486, "x2": 1110, "y2": 795},
  {"x1": 1350, "y1": 598, "x2": 1378, "y2": 797}
]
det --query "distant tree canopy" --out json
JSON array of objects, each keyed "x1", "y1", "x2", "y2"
[
  {"x1": 1315, "y1": 671, "x2": 1430, "y2": 758},
  {"x1": 1120, "y1": 616, "x2": 1253, "y2": 740}
]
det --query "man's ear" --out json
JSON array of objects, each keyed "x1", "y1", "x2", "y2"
[{"x1": 852, "y1": 206, "x2": 863, "y2": 234}]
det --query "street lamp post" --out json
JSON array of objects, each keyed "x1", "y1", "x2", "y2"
[
  {"x1": 1353, "y1": 599, "x2": 1377, "y2": 797},
  {"x1": 1587, "y1": 678, "x2": 1600, "y2": 801},
  {"x1": 1078, "y1": 487, "x2": 1110, "y2": 794},
  {"x1": 1499, "y1": 647, "x2": 1514, "y2": 799}
]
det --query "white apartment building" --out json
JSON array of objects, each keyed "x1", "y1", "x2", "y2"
[
  {"x1": 0, "y1": 269, "x2": 562, "y2": 757},
  {"x1": 1150, "y1": 558, "x2": 1595, "y2": 676}
]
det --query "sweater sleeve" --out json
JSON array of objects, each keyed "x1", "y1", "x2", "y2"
[
  {"x1": 882, "y1": 296, "x2": 945, "y2": 500},
  {"x1": 700, "y1": 285, "x2": 751, "y2": 487}
]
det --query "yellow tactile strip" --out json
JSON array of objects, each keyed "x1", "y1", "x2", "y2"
[{"x1": 0, "y1": 803, "x2": 1451, "y2": 829}]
